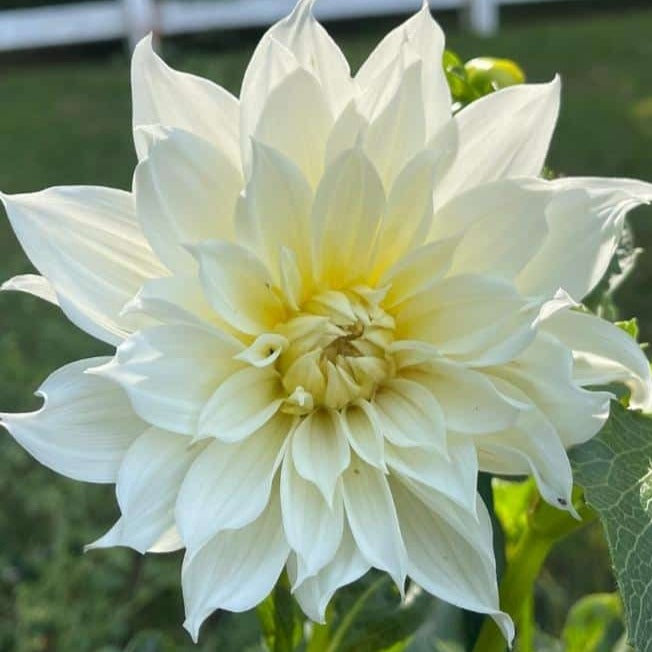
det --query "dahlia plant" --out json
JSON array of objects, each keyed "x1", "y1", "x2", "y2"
[{"x1": 1, "y1": 1, "x2": 651, "y2": 650}]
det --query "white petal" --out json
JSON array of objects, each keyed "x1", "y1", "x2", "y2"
[
  {"x1": 289, "y1": 524, "x2": 370, "y2": 623},
  {"x1": 192, "y1": 239, "x2": 286, "y2": 336},
  {"x1": 281, "y1": 451, "x2": 344, "y2": 583},
  {"x1": 401, "y1": 359, "x2": 521, "y2": 434},
  {"x1": 544, "y1": 309, "x2": 652, "y2": 411},
  {"x1": 372, "y1": 127, "x2": 458, "y2": 280},
  {"x1": 1, "y1": 274, "x2": 57, "y2": 304},
  {"x1": 131, "y1": 35, "x2": 240, "y2": 166},
  {"x1": 182, "y1": 489, "x2": 288, "y2": 642},
  {"x1": 134, "y1": 126, "x2": 242, "y2": 273},
  {"x1": 395, "y1": 274, "x2": 539, "y2": 366},
  {"x1": 177, "y1": 412, "x2": 291, "y2": 558},
  {"x1": 260, "y1": 0, "x2": 353, "y2": 115},
  {"x1": 240, "y1": 37, "x2": 298, "y2": 174},
  {"x1": 434, "y1": 78, "x2": 560, "y2": 210},
  {"x1": 356, "y1": 4, "x2": 450, "y2": 140},
  {"x1": 385, "y1": 438, "x2": 478, "y2": 514},
  {"x1": 1, "y1": 187, "x2": 165, "y2": 345},
  {"x1": 238, "y1": 141, "x2": 313, "y2": 281},
  {"x1": 292, "y1": 409, "x2": 350, "y2": 506},
  {"x1": 371, "y1": 378, "x2": 446, "y2": 452},
  {"x1": 430, "y1": 178, "x2": 551, "y2": 279},
  {"x1": 0, "y1": 357, "x2": 146, "y2": 483},
  {"x1": 337, "y1": 403, "x2": 386, "y2": 471},
  {"x1": 488, "y1": 332, "x2": 611, "y2": 447},
  {"x1": 89, "y1": 428, "x2": 204, "y2": 553},
  {"x1": 390, "y1": 477, "x2": 514, "y2": 644},
  {"x1": 379, "y1": 237, "x2": 459, "y2": 308},
  {"x1": 93, "y1": 324, "x2": 243, "y2": 435},
  {"x1": 253, "y1": 66, "x2": 333, "y2": 187},
  {"x1": 312, "y1": 147, "x2": 385, "y2": 288},
  {"x1": 477, "y1": 402, "x2": 576, "y2": 515},
  {"x1": 199, "y1": 366, "x2": 284, "y2": 443},
  {"x1": 342, "y1": 457, "x2": 407, "y2": 592},
  {"x1": 516, "y1": 177, "x2": 652, "y2": 300},
  {"x1": 325, "y1": 100, "x2": 368, "y2": 167},
  {"x1": 122, "y1": 274, "x2": 219, "y2": 328},
  {"x1": 363, "y1": 52, "x2": 426, "y2": 188}
]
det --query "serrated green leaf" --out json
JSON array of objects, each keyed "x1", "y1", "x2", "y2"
[{"x1": 569, "y1": 402, "x2": 652, "y2": 652}]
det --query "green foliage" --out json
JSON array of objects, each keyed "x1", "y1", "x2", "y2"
[
  {"x1": 443, "y1": 49, "x2": 525, "y2": 108},
  {"x1": 570, "y1": 402, "x2": 652, "y2": 652},
  {"x1": 561, "y1": 593, "x2": 624, "y2": 652}
]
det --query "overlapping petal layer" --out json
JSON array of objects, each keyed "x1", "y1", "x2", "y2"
[{"x1": 2, "y1": 0, "x2": 652, "y2": 645}]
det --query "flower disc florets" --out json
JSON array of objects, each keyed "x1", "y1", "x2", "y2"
[
  {"x1": 2, "y1": 0, "x2": 652, "y2": 645},
  {"x1": 278, "y1": 287, "x2": 395, "y2": 412}
]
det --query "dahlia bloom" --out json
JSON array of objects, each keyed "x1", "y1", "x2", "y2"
[{"x1": 2, "y1": 0, "x2": 651, "y2": 642}]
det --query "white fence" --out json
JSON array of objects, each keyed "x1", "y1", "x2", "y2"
[{"x1": 0, "y1": 0, "x2": 541, "y2": 52}]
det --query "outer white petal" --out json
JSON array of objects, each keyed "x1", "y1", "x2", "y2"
[
  {"x1": 198, "y1": 366, "x2": 285, "y2": 443},
  {"x1": 192, "y1": 239, "x2": 286, "y2": 336},
  {"x1": 134, "y1": 126, "x2": 242, "y2": 273},
  {"x1": 356, "y1": 3, "x2": 450, "y2": 140},
  {"x1": 434, "y1": 78, "x2": 560, "y2": 210},
  {"x1": 477, "y1": 401, "x2": 576, "y2": 514},
  {"x1": 281, "y1": 451, "x2": 344, "y2": 584},
  {"x1": 395, "y1": 274, "x2": 539, "y2": 366},
  {"x1": 0, "y1": 357, "x2": 146, "y2": 483},
  {"x1": 1, "y1": 186, "x2": 165, "y2": 345},
  {"x1": 182, "y1": 488, "x2": 289, "y2": 642},
  {"x1": 1, "y1": 274, "x2": 57, "y2": 304},
  {"x1": 385, "y1": 438, "x2": 478, "y2": 514},
  {"x1": 390, "y1": 477, "x2": 514, "y2": 644},
  {"x1": 253, "y1": 66, "x2": 333, "y2": 187},
  {"x1": 88, "y1": 428, "x2": 204, "y2": 553},
  {"x1": 400, "y1": 359, "x2": 521, "y2": 434},
  {"x1": 238, "y1": 141, "x2": 313, "y2": 281},
  {"x1": 292, "y1": 409, "x2": 350, "y2": 506},
  {"x1": 430, "y1": 178, "x2": 551, "y2": 278},
  {"x1": 312, "y1": 147, "x2": 385, "y2": 288},
  {"x1": 131, "y1": 34, "x2": 240, "y2": 165},
  {"x1": 543, "y1": 309, "x2": 652, "y2": 410},
  {"x1": 176, "y1": 412, "x2": 291, "y2": 558},
  {"x1": 516, "y1": 177, "x2": 652, "y2": 300},
  {"x1": 288, "y1": 525, "x2": 370, "y2": 623},
  {"x1": 488, "y1": 332, "x2": 611, "y2": 447},
  {"x1": 258, "y1": 0, "x2": 353, "y2": 115},
  {"x1": 371, "y1": 378, "x2": 446, "y2": 452},
  {"x1": 92, "y1": 324, "x2": 243, "y2": 435},
  {"x1": 341, "y1": 457, "x2": 407, "y2": 592}
]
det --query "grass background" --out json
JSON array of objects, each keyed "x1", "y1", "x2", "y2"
[{"x1": 0, "y1": 3, "x2": 651, "y2": 649}]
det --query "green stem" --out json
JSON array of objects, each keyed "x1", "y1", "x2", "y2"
[
  {"x1": 324, "y1": 575, "x2": 389, "y2": 652},
  {"x1": 257, "y1": 573, "x2": 297, "y2": 652},
  {"x1": 472, "y1": 486, "x2": 597, "y2": 652}
]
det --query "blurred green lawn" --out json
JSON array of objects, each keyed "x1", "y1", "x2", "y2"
[{"x1": 1, "y1": 5, "x2": 651, "y2": 650}]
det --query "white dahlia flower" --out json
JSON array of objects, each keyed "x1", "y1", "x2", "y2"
[{"x1": 2, "y1": 0, "x2": 651, "y2": 642}]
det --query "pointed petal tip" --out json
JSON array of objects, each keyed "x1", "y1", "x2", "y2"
[{"x1": 182, "y1": 618, "x2": 201, "y2": 644}]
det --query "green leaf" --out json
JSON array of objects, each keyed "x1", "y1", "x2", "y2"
[
  {"x1": 561, "y1": 593, "x2": 624, "y2": 652},
  {"x1": 333, "y1": 575, "x2": 433, "y2": 652},
  {"x1": 570, "y1": 402, "x2": 652, "y2": 652}
]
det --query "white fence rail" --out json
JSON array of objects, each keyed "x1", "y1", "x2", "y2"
[{"x1": 0, "y1": 0, "x2": 521, "y2": 53}]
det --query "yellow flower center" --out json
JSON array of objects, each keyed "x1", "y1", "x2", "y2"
[{"x1": 276, "y1": 287, "x2": 396, "y2": 413}]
